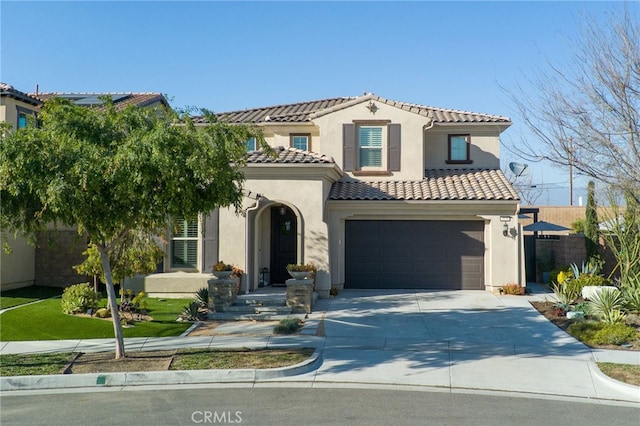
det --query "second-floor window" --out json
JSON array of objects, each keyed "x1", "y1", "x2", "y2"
[
  {"x1": 447, "y1": 134, "x2": 472, "y2": 164},
  {"x1": 291, "y1": 134, "x2": 309, "y2": 151},
  {"x1": 358, "y1": 126, "x2": 383, "y2": 168},
  {"x1": 244, "y1": 137, "x2": 257, "y2": 151}
]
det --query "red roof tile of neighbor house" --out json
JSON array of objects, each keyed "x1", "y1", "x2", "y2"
[
  {"x1": 30, "y1": 92, "x2": 169, "y2": 110},
  {"x1": 194, "y1": 94, "x2": 511, "y2": 125},
  {"x1": 247, "y1": 146, "x2": 335, "y2": 164},
  {"x1": 0, "y1": 82, "x2": 42, "y2": 106},
  {"x1": 329, "y1": 169, "x2": 520, "y2": 201}
]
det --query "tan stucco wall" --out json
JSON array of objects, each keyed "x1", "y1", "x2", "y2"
[
  {"x1": 312, "y1": 100, "x2": 431, "y2": 181},
  {"x1": 0, "y1": 96, "x2": 38, "y2": 130},
  {"x1": 1, "y1": 97, "x2": 40, "y2": 290},
  {"x1": 0, "y1": 233, "x2": 36, "y2": 290},
  {"x1": 216, "y1": 171, "x2": 335, "y2": 297},
  {"x1": 424, "y1": 126, "x2": 502, "y2": 169}
]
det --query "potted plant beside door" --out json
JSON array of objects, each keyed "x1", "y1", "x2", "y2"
[
  {"x1": 211, "y1": 261, "x2": 234, "y2": 279},
  {"x1": 286, "y1": 263, "x2": 316, "y2": 280}
]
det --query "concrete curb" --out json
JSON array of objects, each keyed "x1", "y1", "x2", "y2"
[
  {"x1": 588, "y1": 362, "x2": 640, "y2": 401},
  {"x1": 0, "y1": 349, "x2": 322, "y2": 392}
]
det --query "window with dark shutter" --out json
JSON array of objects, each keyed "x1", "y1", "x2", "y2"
[
  {"x1": 343, "y1": 123, "x2": 356, "y2": 171},
  {"x1": 388, "y1": 123, "x2": 401, "y2": 171}
]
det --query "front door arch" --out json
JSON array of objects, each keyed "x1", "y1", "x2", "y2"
[{"x1": 270, "y1": 205, "x2": 297, "y2": 284}]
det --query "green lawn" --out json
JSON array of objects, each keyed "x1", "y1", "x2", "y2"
[
  {"x1": 0, "y1": 286, "x2": 64, "y2": 310},
  {"x1": 0, "y1": 297, "x2": 192, "y2": 341}
]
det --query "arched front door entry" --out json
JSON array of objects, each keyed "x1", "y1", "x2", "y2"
[{"x1": 270, "y1": 205, "x2": 297, "y2": 285}]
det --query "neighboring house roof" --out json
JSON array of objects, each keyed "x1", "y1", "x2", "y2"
[
  {"x1": 247, "y1": 146, "x2": 335, "y2": 164},
  {"x1": 329, "y1": 169, "x2": 519, "y2": 201},
  {"x1": 0, "y1": 82, "x2": 42, "y2": 107},
  {"x1": 195, "y1": 93, "x2": 511, "y2": 125},
  {"x1": 31, "y1": 92, "x2": 169, "y2": 110}
]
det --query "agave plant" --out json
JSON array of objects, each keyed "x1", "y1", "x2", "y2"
[
  {"x1": 589, "y1": 288, "x2": 626, "y2": 324},
  {"x1": 621, "y1": 275, "x2": 640, "y2": 314},
  {"x1": 180, "y1": 301, "x2": 207, "y2": 322},
  {"x1": 194, "y1": 287, "x2": 209, "y2": 308}
]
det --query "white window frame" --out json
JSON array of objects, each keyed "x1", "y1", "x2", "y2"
[
  {"x1": 358, "y1": 125, "x2": 386, "y2": 170},
  {"x1": 290, "y1": 134, "x2": 309, "y2": 151},
  {"x1": 169, "y1": 216, "x2": 201, "y2": 270},
  {"x1": 244, "y1": 137, "x2": 257, "y2": 151}
]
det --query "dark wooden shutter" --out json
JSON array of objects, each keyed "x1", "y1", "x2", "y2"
[
  {"x1": 388, "y1": 123, "x2": 401, "y2": 171},
  {"x1": 343, "y1": 123, "x2": 356, "y2": 171}
]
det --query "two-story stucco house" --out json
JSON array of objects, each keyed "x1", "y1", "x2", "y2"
[{"x1": 134, "y1": 93, "x2": 523, "y2": 298}]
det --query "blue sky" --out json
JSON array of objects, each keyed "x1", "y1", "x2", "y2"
[{"x1": 0, "y1": 1, "x2": 625, "y2": 205}]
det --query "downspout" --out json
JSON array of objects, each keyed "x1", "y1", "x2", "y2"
[{"x1": 244, "y1": 193, "x2": 263, "y2": 294}]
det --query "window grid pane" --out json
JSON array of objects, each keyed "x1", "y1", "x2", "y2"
[
  {"x1": 292, "y1": 135, "x2": 308, "y2": 150},
  {"x1": 244, "y1": 137, "x2": 256, "y2": 151},
  {"x1": 450, "y1": 136, "x2": 468, "y2": 161},
  {"x1": 171, "y1": 218, "x2": 198, "y2": 268},
  {"x1": 18, "y1": 114, "x2": 28, "y2": 129},
  {"x1": 359, "y1": 126, "x2": 383, "y2": 167}
]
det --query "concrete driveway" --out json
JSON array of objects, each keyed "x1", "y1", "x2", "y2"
[{"x1": 301, "y1": 288, "x2": 640, "y2": 402}]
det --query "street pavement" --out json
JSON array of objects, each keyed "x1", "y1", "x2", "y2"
[{"x1": 1, "y1": 284, "x2": 639, "y2": 405}]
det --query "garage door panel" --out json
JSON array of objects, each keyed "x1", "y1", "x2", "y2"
[{"x1": 345, "y1": 220, "x2": 484, "y2": 290}]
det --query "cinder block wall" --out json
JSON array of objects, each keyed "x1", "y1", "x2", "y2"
[{"x1": 35, "y1": 231, "x2": 88, "y2": 287}]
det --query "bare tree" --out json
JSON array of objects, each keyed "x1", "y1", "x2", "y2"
[
  {"x1": 507, "y1": 5, "x2": 640, "y2": 204},
  {"x1": 502, "y1": 166, "x2": 543, "y2": 205}
]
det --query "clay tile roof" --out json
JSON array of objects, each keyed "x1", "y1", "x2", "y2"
[
  {"x1": 0, "y1": 82, "x2": 42, "y2": 106},
  {"x1": 329, "y1": 169, "x2": 519, "y2": 201},
  {"x1": 193, "y1": 97, "x2": 354, "y2": 124},
  {"x1": 195, "y1": 94, "x2": 510, "y2": 125},
  {"x1": 30, "y1": 92, "x2": 168, "y2": 110},
  {"x1": 247, "y1": 146, "x2": 335, "y2": 164}
]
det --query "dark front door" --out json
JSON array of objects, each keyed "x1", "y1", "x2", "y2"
[{"x1": 270, "y1": 206, "x2": 297, "y2": 285}]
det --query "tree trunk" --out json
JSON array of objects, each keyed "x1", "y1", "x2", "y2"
[{"x1": 98, "y1": 247, "x2": 126, "y2": 359}]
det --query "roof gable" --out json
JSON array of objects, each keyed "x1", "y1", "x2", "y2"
[
  {"x1": 0, "y1": 82, "x2": 42, "y2": 107},
  {"x1": 195, "y1": 93, "x2": 511, "y2": 126}
]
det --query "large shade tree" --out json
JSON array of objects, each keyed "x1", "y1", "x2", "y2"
[
  {"x1": 507, "y1": 5, "x2": 639, "y2": 203},
  {"x1": 0, "y1": 97, "x2": 265, "y2": 358}
]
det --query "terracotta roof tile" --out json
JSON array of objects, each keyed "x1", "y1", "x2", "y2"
[
  {"x1": 31, "y1": 92, "x2": 168, "y2": 110},
  {"x1": 195, "y1": 94, "x2": 510, "y2": 125},
  {"x1": 329, "y1": 169, "x2": 519, "y2": 201},
  {"x1": 247, "y1": 146, "x2": 335, "y2": 164},
  {"x1": 0, "y1": 82, "x2": 42, "y2": 106}
]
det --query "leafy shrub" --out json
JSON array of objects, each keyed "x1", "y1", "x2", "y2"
[
  {"x1": 589, "y1": 287, "x2": 625, "y2": 323},
  {"x1": 212, "y1": 261, "x2": 233, "y2": 271},
  {"x1": 61, "y1": 283, "x2": 98, "y2": 314},
  {"x1": 330, "y1": 287, "x2": 339, "y2": 296},
  {"x1": 571, "y1": 274, "x2": 610, "y2": 293},
  {"x1": 567, "y1": 321, "x2": 601, "y2": 344},
  {"x1": 592, "y1": 323, "x2": 638, "y2": 346},
  {"x1": 571, "y1": 219, "x2": 585, "y2": 234},
  {"x1": 274, "y1": 318, "x2": 302, "y2": 334},
  {"x1": 501, "y1": 284, "x2": 525, "y2": 295},
  {"x1": 95, "y1": 308, "x2": 111, "y2": 318},
  {"x1": 286, "y1": 263, "x2": 316, "y2": 272}
]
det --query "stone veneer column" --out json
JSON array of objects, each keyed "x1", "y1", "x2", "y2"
[
  {"x1": 208, "y1": 278, "x2": 239, "y2": 312},
  {"x1": 286, "y1": 278, "x2": 314, "y2": 313}
]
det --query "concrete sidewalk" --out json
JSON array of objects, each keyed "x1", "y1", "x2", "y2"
[{"x1": 1, "y1": 286, "x2": 639, "y2": 405}]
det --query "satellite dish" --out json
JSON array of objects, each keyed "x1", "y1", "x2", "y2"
[{"x1": 509, "y1": 162, "x2": 529, "y2": 177}]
